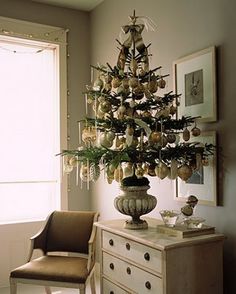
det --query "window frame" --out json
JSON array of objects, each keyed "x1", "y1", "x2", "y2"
[{"x1": 0, "y1": 16, "x2": 68, "y2": 219}]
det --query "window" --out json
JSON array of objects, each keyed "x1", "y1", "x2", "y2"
[{"x1": 0, "y1": 18, "x2": 67, "y2": 223}]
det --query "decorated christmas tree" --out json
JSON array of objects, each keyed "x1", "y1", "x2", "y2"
[{"x1": 61, "y1": 11, "x2": 214, "y2": 190}]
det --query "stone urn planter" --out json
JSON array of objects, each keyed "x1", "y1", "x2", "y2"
[{"x1": 114, "y1": 185, "x2": 157, "y2": 229}]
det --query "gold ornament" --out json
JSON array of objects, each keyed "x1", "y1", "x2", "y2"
[
  {"x1": 158, "y1": 78, "x2": 166, "y2": 89},
  {"x1": 178, "y1": 164, "x2": 193, "y2": 181},
  {"x1": 183, "y1": 128, "x2": 190, "y2": 141},
  {"x1": 114, "y1": 166, "x2": 123, "y2": 182},
  {"x1": 135, "y1": 165, "x2": 144, "y2": 178},
  {"x1": 149, "y1": 131, "x2": 161, "y2": 143},
  {"x1": 155, "y1": 162, "x2": 169, "y2": 179},
  {"x1": 191, "y1": 126, "x2": 201, "y2": 137}
]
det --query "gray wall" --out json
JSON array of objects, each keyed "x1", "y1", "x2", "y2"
[
  {"x1": 0, "y1": 0, "x2": 91, "y2": 211},
  {"x1": 90, "y1": 1, "x2": 236, "y2": 293}
]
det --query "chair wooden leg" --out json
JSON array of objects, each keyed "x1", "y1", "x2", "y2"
[
  {"x1": 90, "y1": 272, "x2": 96, "y2": 294},
  {"x1": 9, "y1": 278, "x2": 17, "y2": 294},
  {"x1": 45, "y1": 286, "x2": 52, "y2": 294}
]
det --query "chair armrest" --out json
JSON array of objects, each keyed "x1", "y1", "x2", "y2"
[
  {"x1": 87, "y1": 212, "x2": 99, "y2": 271},
  {"x1": 27, "y1": 211, "x2": 55, "y2": 260}
]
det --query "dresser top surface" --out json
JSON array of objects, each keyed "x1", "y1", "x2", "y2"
[{"x1": 95, "y1": 218, "x2": 224, "y2": 250}]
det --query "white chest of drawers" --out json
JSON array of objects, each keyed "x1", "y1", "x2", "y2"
[{"x1": 95, "y1": 218, "x2": 224, "y2": 294}]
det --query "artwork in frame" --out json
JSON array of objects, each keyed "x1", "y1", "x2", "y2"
[
  {"x1": 174, "y1": 46, "x2": 217, "y2": 122},
  {"x1": 175, "y1": 131, "x2": 217, "y2": 206}
]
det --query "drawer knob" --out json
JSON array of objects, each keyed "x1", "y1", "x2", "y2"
[
  {"x1": 126, "y1": 267, "x2": 131, "y2": 275},
  {"x1": 145, "y1": 281, "x2": 151, "y2": 290},
  {"x1": 126, "y1": 243, "x2": 130, "y2": 250},
  {"x1": 109, "y1": 263, "x2": 114, "y2": 270},
  {"x1": 144, "y1": 252, "x2": 150, "y2": 261},
  {"x1": 109, "y1": 239, "x2": 114, "y2": 246}
]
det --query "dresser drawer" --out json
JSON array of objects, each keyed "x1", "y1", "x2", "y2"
[
  {"x1": 103, "y1": 278, "x2": 131, "y2": 294},
  {"x1": 103, "y1": 252, "x2": 163, "y2": 294},
  {"x1": 102, "y1": 230, "x2": 162, "y2": 274}
]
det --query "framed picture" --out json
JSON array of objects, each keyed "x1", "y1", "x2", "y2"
[
  {"x1": 174, "y1": 46, "x2": 217, "y2": 122},
  {"x1": 175, "y1": 131, "x2": 217, "y2": 206}
]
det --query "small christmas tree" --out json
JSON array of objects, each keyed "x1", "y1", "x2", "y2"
[{"x1": 61, "y1": 11, "x2": 214, "y2": 188}]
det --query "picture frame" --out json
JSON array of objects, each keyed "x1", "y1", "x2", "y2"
[
  {"x1": 174, "y1": 46, "x2": 217, "y2": 122},
  {"x1": 175, "y1": 131, "x2": 217, "y2": 206}
]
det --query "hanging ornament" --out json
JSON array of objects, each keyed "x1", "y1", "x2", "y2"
[
  {"x1": 144, "y1": 89, "x2": 152, "y2": 99},
  {"x1": 131, "y1": 136, "x2": 139, "y2": 147},
  {"x1": 82, "y1": 127, "x2": 97, "y2": 143},
  {"x1": 112, "y1": 77, "x2": 121, "y2": 88},
  {"x1": 135, "y1": 164, "x2": 145, "y2": 178},
  {"x1": 147, "y1": 79, "x2": 158, "y2": 93},
  {"x1": 122, "y1": 77, "x2": 130, "y2": 89},
  {"x1": 129, "y1": 77, "x2": 139, "y2": 88},
  {"x1": 93, "y1": 76, "x2": 104, "y2": 91},
  {"x1": 147, "y1": 164, "x2": 156, "y2": 176},
  {"x1": 158, "y1": 78, "x2": 166, "y2": 89},
  {"x1": 106, "y1": 131, "x2": 116, "y2": 141},
  {"x1": 100, "y1": 100, "x2": 112, "y2": 112},
  {"x1": 99, "y1": 132, "x2": 113, "y2": 148},
  {"x1": 64, "y1": 163, "x2": 73, "y2": 174},
  {"x1": 155, "y1": 162, "x2": 169, "y2": 179},
  {"x1": 191, "y1": 126, "x2": 201, "y2": 137},
  {"x1": 69, "y1": 156, "x2": 78, "y2": 167},
  {"x1": 129, "y1": 99, "x2": 136, "y2": 108},
  {"x1": 166, "y1": 133, "x2": 176, "y2": 144},
  {"x1": 178, "y1": 164, "x2": 193, "y2": 181},
  {"x1": 183, "y1": 128, "x2": 190, "y2": 141},
  {"x1": 123, "y1": 162, "x2": 134, "y2": 178},
  {"x1": 202, "y1": 158, "x2": 209, "y2": 166},
  {"x1": 90, "y1": 164, "x2": 100, "y2": 182},
  {"x1": 117, "y1": 105, "x2": 127, "y2": 119},
  {"x1": 114, "y1": 165, "x2": 123, "y2": 182},
  {"x1": 80, "y1": 163, "x2": 91, "y2": 182},
  {"x1": 170, "y1": 105, "x2": 177, "y2": 116},
  {"x1": 149, "y1": 131, "x2": 161, "y2": 144}
]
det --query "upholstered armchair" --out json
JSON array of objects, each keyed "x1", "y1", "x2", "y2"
[{"x1": 9, "y1": 210, "x2": 99, "y2": 294}]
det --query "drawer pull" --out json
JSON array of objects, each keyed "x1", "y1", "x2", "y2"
[
  {"x1": 145, "y1": 281, "x2": 151, "y2": 290},
  {"x1": 126, "y1": 267, "x2": 131, "y2": 275},
  {"x1": 110, "y1": 292, "x2": 114, "y2": 294},
  {"x1": 109, "y1": 239, "x2": 114, "y2": 246},
  {"x1": 144, "y1": 252, "x2": 150, "y2": 261},
  {"x1": 126, "y1": 242, "x2": 130, "y2": 250},
  {"x1": 109, "y1": 263, "x2": 114, "y2": 270}
]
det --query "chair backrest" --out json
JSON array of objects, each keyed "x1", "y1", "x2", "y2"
[{"x1": 45, "y1": 210, "x2": 97, "y2": 254}]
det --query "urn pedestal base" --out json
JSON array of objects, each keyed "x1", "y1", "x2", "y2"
[{"x1": 114, "y1": 185, "x2": 157, "y2": 230}]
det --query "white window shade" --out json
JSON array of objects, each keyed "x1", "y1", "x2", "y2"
[{"x1": 0, "y1": 37, "x2": 61, "y2": 223}]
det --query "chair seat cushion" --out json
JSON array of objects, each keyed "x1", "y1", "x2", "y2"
[{"x1": 10, "y1": 255, "x2": 89, "y2": 284}]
